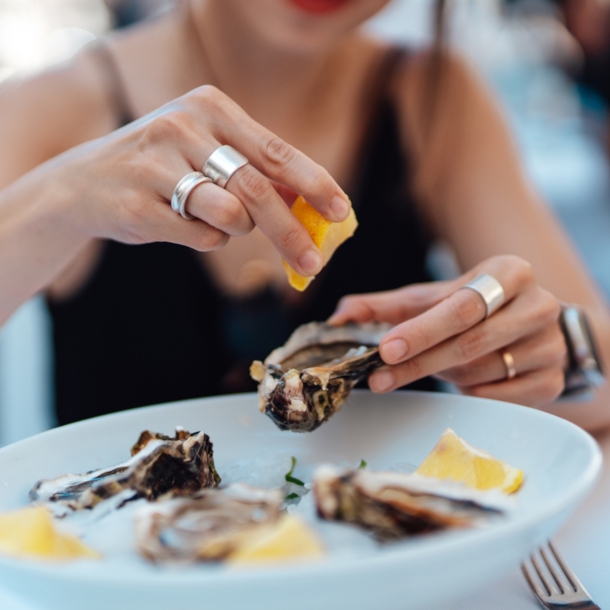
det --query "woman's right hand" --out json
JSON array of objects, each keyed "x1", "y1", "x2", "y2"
[{"x1": 59, "y1": 85, "x2": 351, "y2": 277}]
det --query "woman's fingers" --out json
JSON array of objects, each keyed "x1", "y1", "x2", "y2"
[
  {"x1": 141, "y1": 123, "x2": 320, "y2": 270},
  {"x1": 378, "y1": 256, "x2": 537, "y2": 365},
  {"x1": 142, "y1": 199, "x2": 230, "y2": 252},
  {"x1": 270, "y1": 182, "x2": 298, "y2": 206},
  {"x1": 369, "y1": 285, "x2": 560, "y2": 392},
  {"x1": 242, "y1": 134, "x2": 350, "y2": 221},
  {"x1": 171, "y1": 93, "x2": 327, "y2": 275},
  {"x1": 328, "y1": 281, "x2": 455, "y2": 326},
  {"x1": 436, "y1": 324, "x2": 567, "y2": 387},
  {"x1": 325, "y1": 255, "x2": 563, "y2": 407},
  {"x1": 226, "y1": 163, "x2": 323, "y2": 276},
  {"x1": 185, "y1": 181, "x2": 254, "y2": 236},
  {"x1": 460, "y1": 367, "x2": 565, "y2": 408},
  {"x1": 137, "y1": 91, "x2": 341, "y2": 272},
  {"x1": 189, "y1": 86, "x2": 351, "y2": 223},
  {"x1": 221, "y1": 111, "x2": 350, "y2": 221}
]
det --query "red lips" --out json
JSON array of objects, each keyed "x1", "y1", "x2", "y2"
[{"x1": 288, "y1": 0, "x2": 349, "y2": 15}]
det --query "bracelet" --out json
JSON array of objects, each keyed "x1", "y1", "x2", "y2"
[{"x1": 559, "y1": 305, "x2": 605, "y2": 400}]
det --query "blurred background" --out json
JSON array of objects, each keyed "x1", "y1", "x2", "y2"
[{"x1": 0, "y1": 0, "x2": 609, "y2": 445}]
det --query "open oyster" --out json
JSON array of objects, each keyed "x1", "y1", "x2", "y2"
[
  {"x1": 30, "y1": 428, "x2": 221, "y2": 511},
  {"x1": 135, "y1": 483, "x2": 282, "y2": 563},
  {"x1": 250, "y1": 322, "x2": 390, "y2": 432},
  {"x1": 313, "y1": 466, "x2": 508, "y2": 541}
]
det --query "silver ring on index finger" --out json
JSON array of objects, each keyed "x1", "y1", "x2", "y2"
[
  {"x1": 460, "y1": 274, "x2": 505, "y2": 319},
  {"x1": 203, "y1": 145, "x2": 249, "y2": 188}
]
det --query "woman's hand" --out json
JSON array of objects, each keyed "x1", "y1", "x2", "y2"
[
  {"x1": 58, "y1": 85, "x2": 350, "y2": 277},
  {"x1": 329, "y1": 255, "x2": 567, "y2": 407}
]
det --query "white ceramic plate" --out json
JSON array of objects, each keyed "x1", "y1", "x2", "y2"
[{"x1": 0, "y1": 391, "x2": 601, "y2": 610}]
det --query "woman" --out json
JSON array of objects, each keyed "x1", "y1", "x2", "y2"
[{"x1": 0, "y1": 0, "x2": 607, "y2": 429}]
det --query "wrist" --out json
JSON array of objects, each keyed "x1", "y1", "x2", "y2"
[
  {"x1": 35, "y1": 146, "x2": 102, "y2": 238},
  {"x1": 0, "y1": 162, "x2": 91, "y2": 320}
]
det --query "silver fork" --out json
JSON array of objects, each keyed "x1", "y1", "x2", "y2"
[{"x1": 521, "y1": 541, "x2": 601, "y2": 609}]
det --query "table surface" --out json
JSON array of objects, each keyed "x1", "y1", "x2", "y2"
[{"x1": 1, "y1": 428, "x2": 608, "y2": 610}]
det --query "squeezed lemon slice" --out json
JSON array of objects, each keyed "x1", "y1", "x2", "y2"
[
  {"x1": 228, "y1": 515, "x2": 324, "y2": 565},
  {"x1": 416, "y1": 428, "x2": 524, "y2": 493},
  {"x1": 0, "y1": 506, "x2": 99, "y2": 561},
  {"x1": 283, "y1": 196, "x2": 358, "y2": 291}
]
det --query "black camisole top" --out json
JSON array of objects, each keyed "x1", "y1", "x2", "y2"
[{"x1": 47, "y1": 47, "x2": 436, "y2": 426}]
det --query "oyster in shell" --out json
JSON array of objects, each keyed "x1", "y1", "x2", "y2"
[
  {"x1": 251, "y1": 322, "x2": 391, "y2": 432},
  {"x1": 313, "y1": 466, "x2": 508, "y2": 541},
  {"x1": 30, "y1": 428, "x2": 221, "y2": 511},
  {"x1": 135, "y1": 483, "x2": 282, "y2": 563}
]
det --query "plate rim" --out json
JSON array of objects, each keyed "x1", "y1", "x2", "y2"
[{"x1": 0, "y1": 390, "x2": 601, "y2": 585}]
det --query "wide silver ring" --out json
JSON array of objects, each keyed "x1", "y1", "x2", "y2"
[
  {"x1": 171, "y1": 172, "x2": 212, "y2": 220},
  {"x1": 203, "y1": 145, "x2": 248, "y2": 188},
  {"x1": 461, "y1": 274, "x2": 505, "y2": 319}
]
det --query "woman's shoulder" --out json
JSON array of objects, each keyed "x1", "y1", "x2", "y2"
[
  {"x1": 0, "y1": 46, "x2": 122, "y2": 169},
  {"x1": 103, "y1": 9, "x2": 195, "y2": 117},
  {"x1": 392, "y1": 47, "x2": 496, "y2": 148},
  {"x1": 0, "y1": 10, "x2": 180, "y2": 159},
  {"x1": 386, "y1": 46, "x2": 518, "y2": 228},
  {"x1": 391, "y1": 47, "x2": 511, "y2": 183}
]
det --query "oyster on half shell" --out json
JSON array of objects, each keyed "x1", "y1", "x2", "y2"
[
  {"x1": 313, "y1": 466, "x2": 509, "y2": 541},
  {"x1": 135, "y1": 483, "x2": 282, "y2": 563},
  {"x1": 30, "y1": 428, "x2": 221, "y2": 511},
  {"x1": 250, "y1": 322, "x2": 390, "y2": 432}
]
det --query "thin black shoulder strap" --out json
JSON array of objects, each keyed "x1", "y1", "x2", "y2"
[
  {"x1": 381, "y1": 46, "x2": 410, "y2": 83},
  {"x1": 345, "y1": 46, "x2": 409, "y2": 198},
  {"x1": 357, "y1": 46, "x2": 410, "y2": 138},
  {"x1": 93, "y1": 43, "x2": 135, "y2": 127},
  {"x1": 368, "y1": 45, "x2": 409, "y2": 108}
]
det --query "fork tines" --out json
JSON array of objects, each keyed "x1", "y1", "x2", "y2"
[{"x1": 521, "y1": 541, "x2": 599, "y2": 610}]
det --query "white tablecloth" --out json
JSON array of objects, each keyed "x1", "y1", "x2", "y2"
[{"x1": 2, "y1": 429, "x2": 608, "y2": 610}]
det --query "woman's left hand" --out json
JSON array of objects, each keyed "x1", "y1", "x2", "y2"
[{"x1": 329, "y1": 255, "x2": 567, "y2": 407}]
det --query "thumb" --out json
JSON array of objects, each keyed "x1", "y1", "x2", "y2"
[
  {"x1": 328, "y1": 280, "x2": 455, "y2": 326},
  {"x1": 270, "y1": 181, "x2": 298, "y2": 206}
]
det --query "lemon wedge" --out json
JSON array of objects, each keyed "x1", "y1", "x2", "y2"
[
  {"x1": 416, "y1": 428, "x2": 524, "y2": 493},
  {"x1": 0, "y1": 506, "x2": 99, "y2": 561},
  {"x1": 283, "y1": 196, "x2": 358, "y2": 291},
  {"x1": 228, "y1": 515, "x2": 324, "y2": 565}
]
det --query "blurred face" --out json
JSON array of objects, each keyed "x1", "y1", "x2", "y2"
[{"x1": 213, "y1": 0, "x2": 392, "y2": 54}]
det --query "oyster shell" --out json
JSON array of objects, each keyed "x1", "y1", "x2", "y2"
[
  {"x1": 30, "y1": 428, "x2": 221, "y2": 511},
  {"x1": 251, "y1": 322, "x2": 391, "y2": 432},
  {"x1": 313, "y1": 466, "x2": 508, "y2": 541},
  {"x1": 135, "y1": 483, "x2": 282, "y2": 563}
]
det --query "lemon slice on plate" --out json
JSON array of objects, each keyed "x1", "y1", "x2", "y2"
[
  {"x1": 0, "y1": 505, "x2": 99, "y2": 561},
  {"x1": 228, "y1": 515, "x2": 324, "y2": 565},
  {"x1": 283, "y1": 196, "x2": 358, "y2": 291},
  {"x1": 416, "y1": 428, "x2": 524, "y2": 493}
]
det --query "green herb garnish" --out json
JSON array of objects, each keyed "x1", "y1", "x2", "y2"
[
  {"x1": 285, "y1": 493, "x2": 299, "y2": 501},
  {"x1": 285, "y1": 456, "x2": 305, "y2": 486},
  {"x1": 358, "y1": 459, "x2": 367, "y2": 469}
]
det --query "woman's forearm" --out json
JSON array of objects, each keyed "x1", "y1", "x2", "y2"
[
  {"x1": 0, "y1": 160, "x2": 89, "y2": 325},
  {"x1": 0, "y1": 85, "x2": 355, "y2": 328}
]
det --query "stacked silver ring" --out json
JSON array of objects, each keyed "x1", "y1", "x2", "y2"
[
  {"x1": 171, "y1": 172, "x2": 212, "y2": 220},
  {"x1": 203, "y1": 145, "x2": 249, "y2": 188},
  {"x1": 461, "y1": 274, "x2": 505, "y2": 319},
  {"x1": 171, "y1": 145, "x2": 249, "y2": 221}
]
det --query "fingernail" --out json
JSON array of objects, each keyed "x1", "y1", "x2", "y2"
[
  {"x1": 298, "y1": 249, "x2": 323, "y2": 275},
  {"x1": 327, "y1": 312, "x2": 347, "y2": 326},
  {"x1": 380, "y1": 339, "x2": 408, "y2": 364},
  {"x1": 331, "y1": 195, "x2": 350, "y2": 221},
  {"x1": 370, "y1": 370, "x2": 394, "y2": 393}
]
